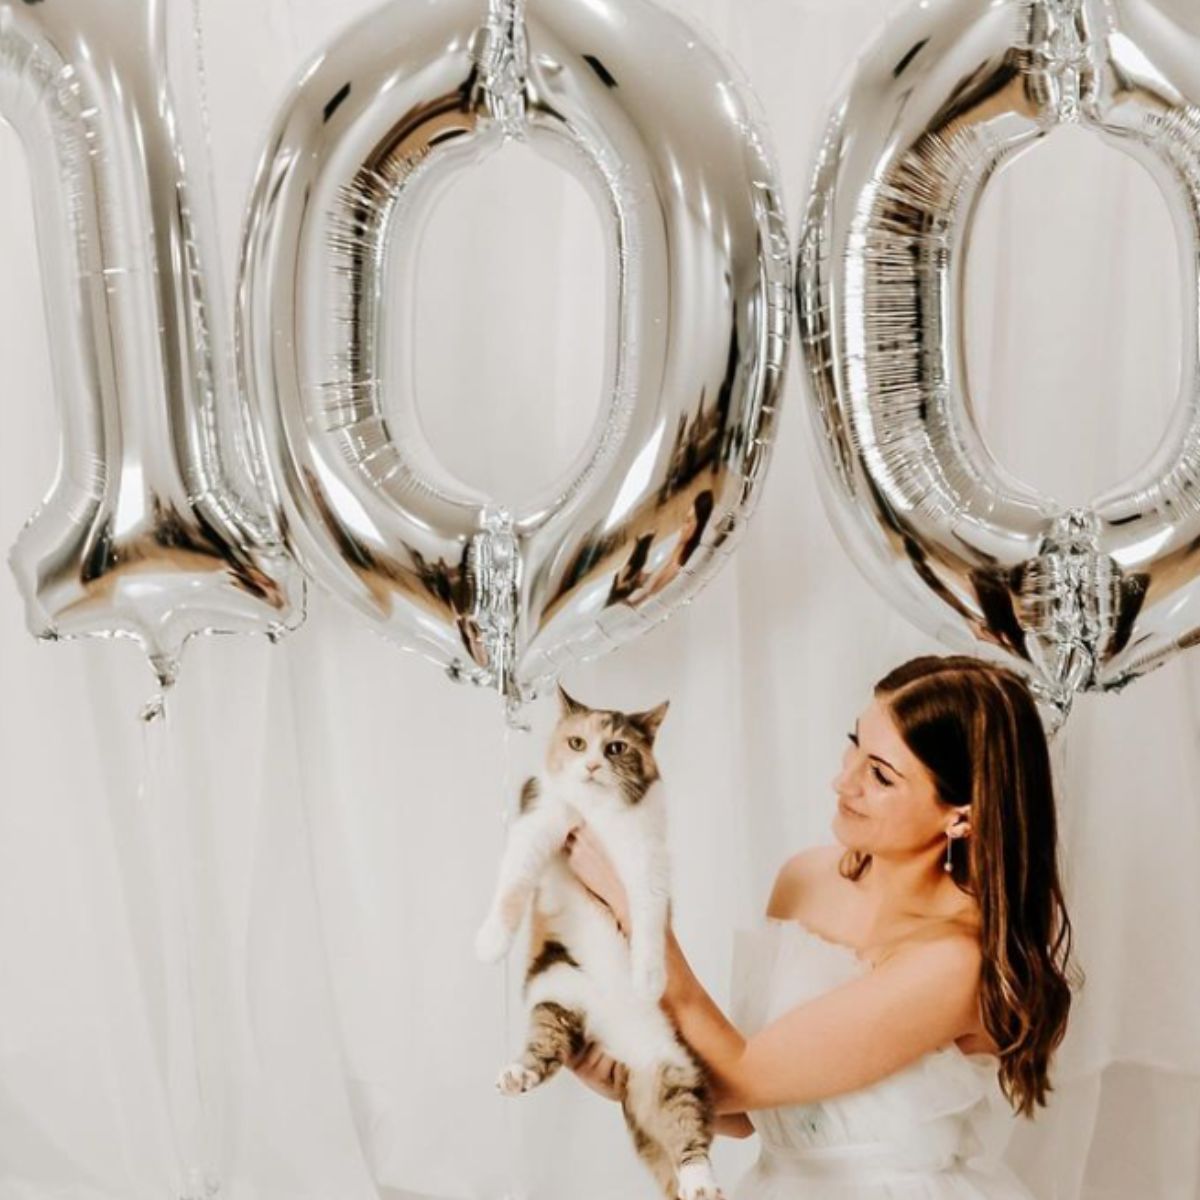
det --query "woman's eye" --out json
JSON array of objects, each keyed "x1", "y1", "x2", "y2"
[
  {"x1": 568, "y1": 736, "x2": 586, "y2": 752},
  {"x1": 846, "y1": 731, "x2": 859, "y2": 746},
  {"x1": 871, "y1": 765, "x2": 892, "y2": 787},
  {"x1": 604, "y1": 741, "x2": 626, "y2": 758}
]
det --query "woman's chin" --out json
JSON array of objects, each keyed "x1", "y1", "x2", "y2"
[{"x1": 831, "y1": 811, "x2": 859, "y2": 848}]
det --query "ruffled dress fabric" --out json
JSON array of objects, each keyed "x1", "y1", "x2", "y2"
[{"x1": 729, "y1": 918, "x2": 1035, "y2": 1199}]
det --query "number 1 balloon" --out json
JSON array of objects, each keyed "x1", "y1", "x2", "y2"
[
  {"x1": 1, "y1": 0, "x2": 302, "y2": 692},
  {"x1": 798, "y1": 0, "x2": 1200, "y2": 720},
  {"x1": 238, "y1": 0, "x2": 791, "y2": 712}
]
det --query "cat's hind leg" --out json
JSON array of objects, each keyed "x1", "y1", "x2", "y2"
[
  {"x1": 634, "y1": 1059, "x2": 724, "y2": 1200},
  {"x1": 619, "y1": 1103, "x2": 678, "y2": 1200},
  {"x1": 475, "y1": 800, "x2": 577, "y2": 963},
  {"x1": 495, "y1": 1001, "x2": 586, "y2": 1096}
]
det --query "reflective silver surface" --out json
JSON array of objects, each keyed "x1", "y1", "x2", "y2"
[
  {"x1": 1, "y1": 0, "x2": 302, "y2": 688},
  {"x1": 238, "y1": 0, "x2": 791, "y2": 708},
  {"x1": 798, "y1": 0, "x2": 1200, "y2": 717}
]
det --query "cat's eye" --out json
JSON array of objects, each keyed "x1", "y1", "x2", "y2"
[
  {"x1": 604, "y1": 740, "x2": 627, "y2": 757},
  {"x1": 567, "y1": 735, "x2": 587, "y2": 752}
]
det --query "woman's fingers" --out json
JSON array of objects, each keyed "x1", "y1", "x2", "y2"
[
  {"x1": 588, "y1": 1047, "x2": 614, "y2": 1080},
  {"x1": 567, "y1": 1040, "x2": 627, "y2": 1098},
  {"x1": 570, "y1": 1040, "x2": 602, "y2": 1072}
]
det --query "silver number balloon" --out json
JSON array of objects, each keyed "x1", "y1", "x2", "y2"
[
  {"x1": 1, "y1": 0, "x2": 301, "y2": 689},
  {"x1": 239, "y1": 0, "x2": 790, "y2": 708},
  {"x1": 798, "y1": 0, "x2": 1200, "y2": 717}
]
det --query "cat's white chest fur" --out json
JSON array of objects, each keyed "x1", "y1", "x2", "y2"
[{"x1": 528, "y1": 856, "x2": 688, "y2": 1072}]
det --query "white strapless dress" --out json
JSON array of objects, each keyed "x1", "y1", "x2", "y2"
[{"x1": 729, "y1": 917, "x2": 1036, "y2": 1199}]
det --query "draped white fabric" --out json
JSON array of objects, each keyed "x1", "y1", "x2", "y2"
[{"x1": 2, "y1": 1, "x2": 1198, "y2": 1198}]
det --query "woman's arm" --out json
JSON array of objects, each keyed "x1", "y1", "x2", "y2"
[
  {"x1": 568, "y1": 1033, "x2": 756, "y2": 1138},
  {"x1": 662, "y1": 926, "x2": 984, "y2": 1113},
  {"x1": 657, "y1": 925, "x2": 749, "y2": 1112},
  {"x1": 561, "y1": 827, "x2": 982, "y2": 1116}
]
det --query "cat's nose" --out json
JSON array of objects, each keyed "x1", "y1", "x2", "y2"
[{"x1": 586, "y1": 762, "x2": 601, "y2": 774}]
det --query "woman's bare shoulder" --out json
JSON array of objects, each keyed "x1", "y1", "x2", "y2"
[{"x1": 767, "y1": 844, "x2": 843, "y2": 916}]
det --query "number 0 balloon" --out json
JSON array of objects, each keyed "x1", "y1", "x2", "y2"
[
  {"x1": 239, "y1": 0, "x2": 791, "y2": 709},
  {"x1": 798, "y1": 0, "x2": 1200, "y2": 718}
]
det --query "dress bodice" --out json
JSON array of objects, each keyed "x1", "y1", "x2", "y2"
[{"x1": 728, "y1": 917, "x2": 1034, "y2": 1197}]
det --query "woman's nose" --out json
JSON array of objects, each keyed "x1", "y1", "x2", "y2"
[{"x1": 833, "y1": 762, "x2": 863, "y2": 795}]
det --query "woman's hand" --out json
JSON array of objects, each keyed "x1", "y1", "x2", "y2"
[
  {"x1": 568, "y1": 1040, "x2": 629, "y2": 1102},
  {"x1": 564, "y1": 823, "x2": 631, "y2": 935}
]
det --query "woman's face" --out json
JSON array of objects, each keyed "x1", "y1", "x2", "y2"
[{"x1": 831, "y1": 696, "x2": 963, "y2": 855}]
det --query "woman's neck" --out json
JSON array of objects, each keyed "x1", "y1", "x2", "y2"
[{"x1": 855, "y1": 838, "x2": 966, "y2": 923}]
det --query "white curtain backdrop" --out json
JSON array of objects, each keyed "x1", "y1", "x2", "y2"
[{"x1": 2, "y1": 1, "x2": 1199, "y2": 1198}]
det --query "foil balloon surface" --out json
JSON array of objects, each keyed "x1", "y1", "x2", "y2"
[
  {"x1": 1, "y1": 0, "x2": 302, "y2": 689},
  {"x1": 798, "y1": 0, "x2": 1200, "y2": 720},
  {"x1": 238, "y1": 0, "x2": 791, "y2": 709}
]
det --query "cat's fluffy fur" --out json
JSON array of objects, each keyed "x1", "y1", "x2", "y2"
[{"x1": 474, "y1": 685, "x2": 723, "y2": 1200}]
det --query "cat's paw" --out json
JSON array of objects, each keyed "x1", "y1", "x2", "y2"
[
  {"x1": 495, "y1": 1061, "x2": 542, "y2": 1096},
  {"x1": 676, "y1": 1183, "x2": 725, "y2": 1200},
  {"x1": 474, "y1": 919, "x2": 513, "y2": 963},
  {"x1": 632, "y1": 959, "x2": 668, "y2": 1002},
  {"x1": 676, "y1": 1159, "x2": 723, "y2": 1200}
]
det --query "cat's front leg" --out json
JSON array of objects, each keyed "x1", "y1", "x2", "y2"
[
  {"x1": 624, "y1": 842, "x2": 672, "y2": 1002},
  {"x1": 474, "y1": 913, "x2": 515, "y2": 965},
  {"x1": 475, "y1": 802, "x2": 577, "y2": 963},
  {"x1": 629, "y1": 888, "x2": 670, "y2": 1002},
  {"x1": 588, "y1": 820, "x2": 671, "y2": 1002}
]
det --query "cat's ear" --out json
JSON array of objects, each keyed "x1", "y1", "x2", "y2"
[
  {"x1": 556, "y1": 682, "x2": 587, "y2": 717},
  {"x1": 630, "y1": 700, "x2": 669, "y2": 742}
]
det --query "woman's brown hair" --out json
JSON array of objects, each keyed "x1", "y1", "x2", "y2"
[{"x1": 838, "y1": 654, "x2": 1083, "y2": 1118}]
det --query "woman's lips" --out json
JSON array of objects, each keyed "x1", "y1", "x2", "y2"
[{"x1": 838, "y1": 800, "x2": 864, "y2": 817}]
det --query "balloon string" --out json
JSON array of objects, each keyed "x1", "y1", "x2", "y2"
[
  {"x1": 500, "y1": 717, "x2": 520, "y2": 1200},
  {"x1": 138, "y1": 692, "x2": 217, "y2": 1200}
]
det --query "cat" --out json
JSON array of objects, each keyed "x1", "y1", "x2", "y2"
[{"x1": 473, "y1": 684, "x2": 724, "y2": 1200}]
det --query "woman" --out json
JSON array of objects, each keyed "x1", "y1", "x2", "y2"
[{"x1": 561, "y1": 654, "x2": 1081, "y2": 1197}]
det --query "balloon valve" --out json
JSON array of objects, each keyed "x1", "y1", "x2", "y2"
[
  {"x1": 1028, "y1": 679, "x2": 1073, "y2": 738},
  {"x1": 469, "y1": 508, "x2": 522, "y2": 715},
  {"x1": 1036, "y1": 0, "x2": 1093, "y2": 124},
  {"x1": 503, "y1": 684, "x2": 532, "y2": 733},
  {"x1": 140, "y1": 652, "x2": 180, "y2": 723},
  {"x1": 476, "y1": 0, "x2": 528, "y2": 138}
]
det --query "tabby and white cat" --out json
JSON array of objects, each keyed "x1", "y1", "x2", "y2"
[{"x1": 474, "y1": 685, "x2": 723, "y2": 1200}]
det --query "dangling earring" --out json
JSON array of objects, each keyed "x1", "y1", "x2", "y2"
[{"x1": 944, "y1": 830, "x2": 954, "y2": 872}]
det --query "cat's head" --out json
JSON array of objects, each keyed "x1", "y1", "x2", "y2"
[{"x1": 546, "y1": 683, "x2": 669, "y2": 805}]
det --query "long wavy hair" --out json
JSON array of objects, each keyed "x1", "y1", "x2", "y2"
[{"x1": 838, "y1": 654, "x2": 1083, "y2": 1118}]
